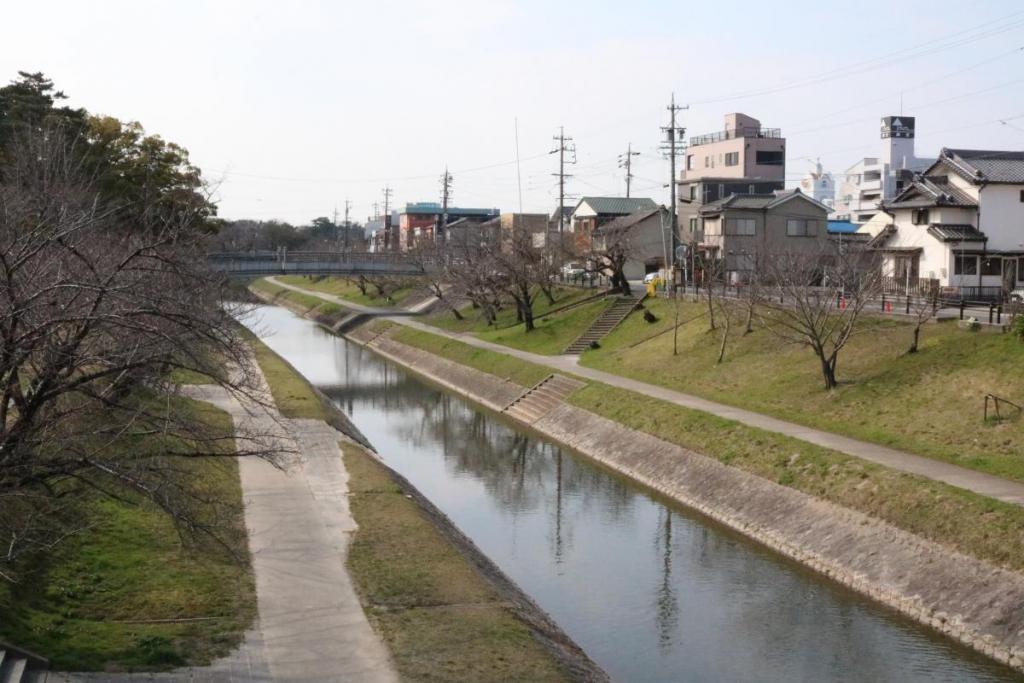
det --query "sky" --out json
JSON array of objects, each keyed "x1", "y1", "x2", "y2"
[{"x1": 3, "y1": 0, "x2": 1024, "y2": 225}]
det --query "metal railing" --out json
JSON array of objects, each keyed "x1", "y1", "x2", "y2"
[{"x1": 689, "y1": 126, "x2": 783, "y2": 147}]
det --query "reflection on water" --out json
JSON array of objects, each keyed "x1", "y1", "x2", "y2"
[{"x1": 246, "y1": 305, "x2": 1021, "y2": 683}]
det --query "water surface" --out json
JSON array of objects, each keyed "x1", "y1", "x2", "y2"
[{"x1": 245, "y1": 304, "x2": 1020, "y2": 683}]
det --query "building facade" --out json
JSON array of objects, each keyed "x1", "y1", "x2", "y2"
[
  {"x1": 591, "y1": 208, "x2": 671, "y2": 280},
  {"x1": 834, "y1": 116, "x2": 933, "y2": 225},
  {"x1": 799, "y1": 159, "x2": 835, "y2": 208},
  {"x1": 679, "y1": 189, "x2": 832, "y2": 282},
  {"x1": 871, "y1": 148, "x2": 1024, "y2": 299},
  {"x1": 571, "y1": 196, "x2": 658, "y2": 250},
  {"x1": 398, "y1": 202, "x2": 500, "y2": 251}
]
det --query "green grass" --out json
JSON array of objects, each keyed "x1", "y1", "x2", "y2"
[
  {"x1": 424, "y1": 286, "x2": 599, "y2": 334},
  {"x1": 250, "y1": 277, "x2": 328, "y2": 312},
  {"x1": 276, "y1": 275, "x2": 416, "y2": 308},
  {"x1": 390, "y1": 327, "x2": 552, "y2": 388},
  {"x1": 244, "y1": 329, "x2": 328, "y2": 420},
  {"x1": 343, "y1": 443, "x2": 572, "y2": 682},
  {"x1": 580, "y1": 298, "x2": 1024, "y2": 481},
  {"x1": 169, "y1": 367, "x2": 216, "y2": 385},
  {"x1": 386, "y1": 324, "x2": 1024, "y2": 574},
  {"x1": 477, "y1": 298, "x2": 613, "y2": 355},
  {"x1": 0, "y1": 398, "x2": 254, "y2": 671}
]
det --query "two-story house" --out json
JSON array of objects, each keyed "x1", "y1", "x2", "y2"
[
  {"x1": 690, "y1": 189, "x2": 832, "y2": 282},
  {"x1": 570, "y1": 196, "x2": 657, "y2": 250},
  {"x1": 873, "y1": 148, "x2": 1024, "y2": 299}
]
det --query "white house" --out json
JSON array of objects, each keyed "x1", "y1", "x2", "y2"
[
  {"x1": 870, "y1": 148, "x2": 1024, "y2": 298},
  {"x1": 834, "y1": 116, "x2": 933, "y2": 224}
]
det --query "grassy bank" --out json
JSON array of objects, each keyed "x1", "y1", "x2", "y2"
[
  {"x1": 343, "y1": 443, "x2": 573, "y2": 682},
  {"x1": 250, "y1": 278, "x2": 348, "y2": 319},
  {"x1": 275, "y1": 274, "x2": 415, "y2": 308},
  {"x1": 579, "y1": 298, "x2": 1024, "y2": 481},
  {"x1": 382, "y1": 325, "x2": 1024, "y2": 574},
  {"x1": 0, "y1": 398, "x2": 254, "y2": 671},
  {"x1": 424, "y1": 286, "x2": 601, "y2": 336}
]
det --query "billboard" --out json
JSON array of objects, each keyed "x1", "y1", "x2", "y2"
[{"x1": 881, "y1": 116, "x2": 915, "y2": 139}]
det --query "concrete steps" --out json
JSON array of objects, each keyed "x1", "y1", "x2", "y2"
[
  {"x1": 564, "y1": 291, "x2": 646, "y2": 354},
  {"x1": 0, "y1": 642, "x2": 48, "y2": 683},
  {"x1": 503, "y1": 374, "x2": 585, "y2": 424}
]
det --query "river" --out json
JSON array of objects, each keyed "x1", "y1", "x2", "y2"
[{"x1": 244, "y1": 304, "x2": 1020, "y2": 682}]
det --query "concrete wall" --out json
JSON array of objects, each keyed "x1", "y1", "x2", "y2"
[
  {"x1": 349, "y1": 330, "x2": 1024, "y2": 673},
  {"x1": 980, "y1": 185, "x2": 1024, "y2": 251}
]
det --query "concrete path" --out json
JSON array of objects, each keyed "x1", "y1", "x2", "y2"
[
  {"x1": 56, "y1": 374, "x2": 398, "y2": 682},
  {"x1": 392, "y1": 318, "x2": 1024, "y2": 506}
]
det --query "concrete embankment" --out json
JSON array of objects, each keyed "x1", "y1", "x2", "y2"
[{"x1": 343, "y1": 322, "x2": 1024, "y2": 674}]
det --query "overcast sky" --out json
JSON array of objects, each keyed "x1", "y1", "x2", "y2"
[{"x1": 4, "y1": 1, "x2": 1024, "y2": 224}]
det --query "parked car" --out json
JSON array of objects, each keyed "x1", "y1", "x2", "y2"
[
  {"x1": 1010, "y1": 288, "x2": 1024, "y2": 303},
  {"x1": 562, "y1": 262, "x2": 585, "y2": 279},
  {"x1": 643, "y1": 271, "x2": 662, "y2": 284}
]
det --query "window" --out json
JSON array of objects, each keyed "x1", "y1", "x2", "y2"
[
  {"x1": 1019, "y1": 189, "x2": 1024, "y2": 202},
  {"x1": 980, "y1": 257, "x2": 1003, "y2": 276},
  {"x1": 954, "y1": 254, "x2": 978, "y2": 275},
  {"x1": 686, "y1": 155, "x2": 694, "y2": 170},
  {"x1": 726, "y1": 218, "x2": 756, "y2": 236},
  {"x1": 689, "y1": 217, "x2": 698, "y2": 232},
  {"x1": 786, "y1": 218, "x2": 819, "y2": 236},
  {"x1": 755, "y1": 150, "x2": 784, "y2": 166},
  {"x1": 911, "y1": 209, "x2": 930, "y2": 225},
  {"x1": 704, "y1": 156, "x2": 710, "y2": 168},
  {"x1": 724, "y1": 152, "x2": 739, "y2": 166},
  {"x1": 689, "y1": 185, "x2": 697, "y2": 200}
]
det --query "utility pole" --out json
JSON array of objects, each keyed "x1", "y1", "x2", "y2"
[
  {"x1": 438, "y1": 166, "x2": 452, "y2": 244},
  {"x1": 332, "y1": 205, "x2": 340, "y2": 248},
  {"x1": 382, "y1": 186, "x2": 394, "y2": 251},
  {"x1": 661, "y1": 94, "x2": 688, "y2": 288},
  {"x1": 618, "y1": 143, "x2": 641, "y2": 198},
  {"x1": 343, "y1": 199, "x2": 352, "y2": 251},
  {"x1": 550, "y1": 126, "x2": 575, "y2": 235}
]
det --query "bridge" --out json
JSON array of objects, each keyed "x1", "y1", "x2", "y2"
[{"x1": 207, "y1": 250, "x2": 430, "y2": 278}]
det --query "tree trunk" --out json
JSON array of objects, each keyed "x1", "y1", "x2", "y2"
[
  {"x1": 672, "y1": 293, "x2": 681, "y2": 356},
  {"x1": 717, "y1": 309, "x2": 731, "y2": 364},
  {"x1": 908, "y1": 325, "x2": 921, "y2": 354},
  {"x1": 819, "y1": 354, "x2": 838, "y2": 390},
  {"x1": 451, "y1": 307, "x2": 464, "y2": 321},
  {"x1": 523, "y1": 305, "x2": 535, "y2": 332},
  {"x1": 743, "y1": 301, "x2": 754, "y2": 335},
  {"x1": 541, "y1": 284, "x2": 556, "y2": 305}
]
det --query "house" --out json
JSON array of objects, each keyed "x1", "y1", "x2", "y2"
[
  {"x1": 500, "y1": 213, "x2": 549, "y2": 247},
  {"x1": 680, "y1": 188, "x2": 832, "y2": 282},
  {"x1": 872, "y1": 147, "x2": 1024, "y2": 299},
  {"x1": 833, "y1": 116, "x2": 933, "y2": 224},
  {"x1": 571, "y1": 196, "x2": 657, "y2": 250},
  {"x1": 590, "y1": 208, "x2": 671, "y2": 280},
  {"x1": 677, "y1": 113, "x2": 787, "y2": 271},
  {"x1": 398, "y1": 202, "x2": 499, "y2": 250}
]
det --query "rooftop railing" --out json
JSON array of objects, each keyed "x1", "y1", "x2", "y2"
[{"x1": 689, "y1": 126, "x2": 783, "y2": 147}]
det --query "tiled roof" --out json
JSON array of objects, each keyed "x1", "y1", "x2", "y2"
[
  {"x1": 927, "y1": 224, "x2": 987, "y2": 242},
  {"x1": 867, "y1": 224, "x2": 896, "y2": 248},
  {"x1": 885, "y1": 177, "x2": 977, "y2": 209},
  {"x1": 576, "y1": 196, "x2": 657, "y2": 215},
  {"x1": 942, "y1": 148, "x2": 1024, "y2": 184},
  {"x1": 699, "y1": 189, "x2": 829, "y2": 214},
  {"x1": 592, "y1": 208, "x2": 663, "y2": 236}
]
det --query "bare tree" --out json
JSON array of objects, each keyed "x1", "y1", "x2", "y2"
[
  {"x1": 0, "y1": 126, "x2": 278, "y2": 580},
  {"x1": 588, "y1": 219, "x2": 634, "y2": 295},
  {"x1": 491, "y1": 229, "x2": 546, "y2": 332},
  {"x1": 907, "y1": 285, "x2": 940, "y2": 354},
  {"x1": 756, "y1": 246, "x2": 882, "y2": 390}
]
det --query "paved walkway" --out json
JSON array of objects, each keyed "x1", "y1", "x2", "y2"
[
  {"x1": 267, "y1": 279, "x2": 1024, "y2": 506},
  {"x1": 57, "y1": 371, "x2": 398, "y2": 682}
]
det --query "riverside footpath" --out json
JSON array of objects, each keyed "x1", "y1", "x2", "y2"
[{"x1": 266, "y1": 277, "x2": 1024, "y2": 508}]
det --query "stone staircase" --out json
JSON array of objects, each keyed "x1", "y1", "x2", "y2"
[
  {"x1": 0, "y1": 642, "x2": 48, "y2": 683},
  {"x1": 503, "y1": 374, "x2": 586, "y2": 425},
  {"x1": 563, "y1": 291, "x2": 646, "y2": 354}
]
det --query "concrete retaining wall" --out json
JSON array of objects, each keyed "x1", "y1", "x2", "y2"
[{"x1": 351, "y1": 330, "x2": 1024, "y2": 673}]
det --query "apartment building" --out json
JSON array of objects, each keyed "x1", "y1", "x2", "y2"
[{"x1": 834, "y1": 116, "x2": 933, "y2": 224}]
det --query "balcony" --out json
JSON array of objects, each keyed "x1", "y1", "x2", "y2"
[{"x1": 689, "y1": 126, "x2": 783, "y2": 147}]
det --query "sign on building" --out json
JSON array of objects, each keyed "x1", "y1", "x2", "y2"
[{"x1": 880, "y1": 116, "x2": 915, "y2": 139}]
